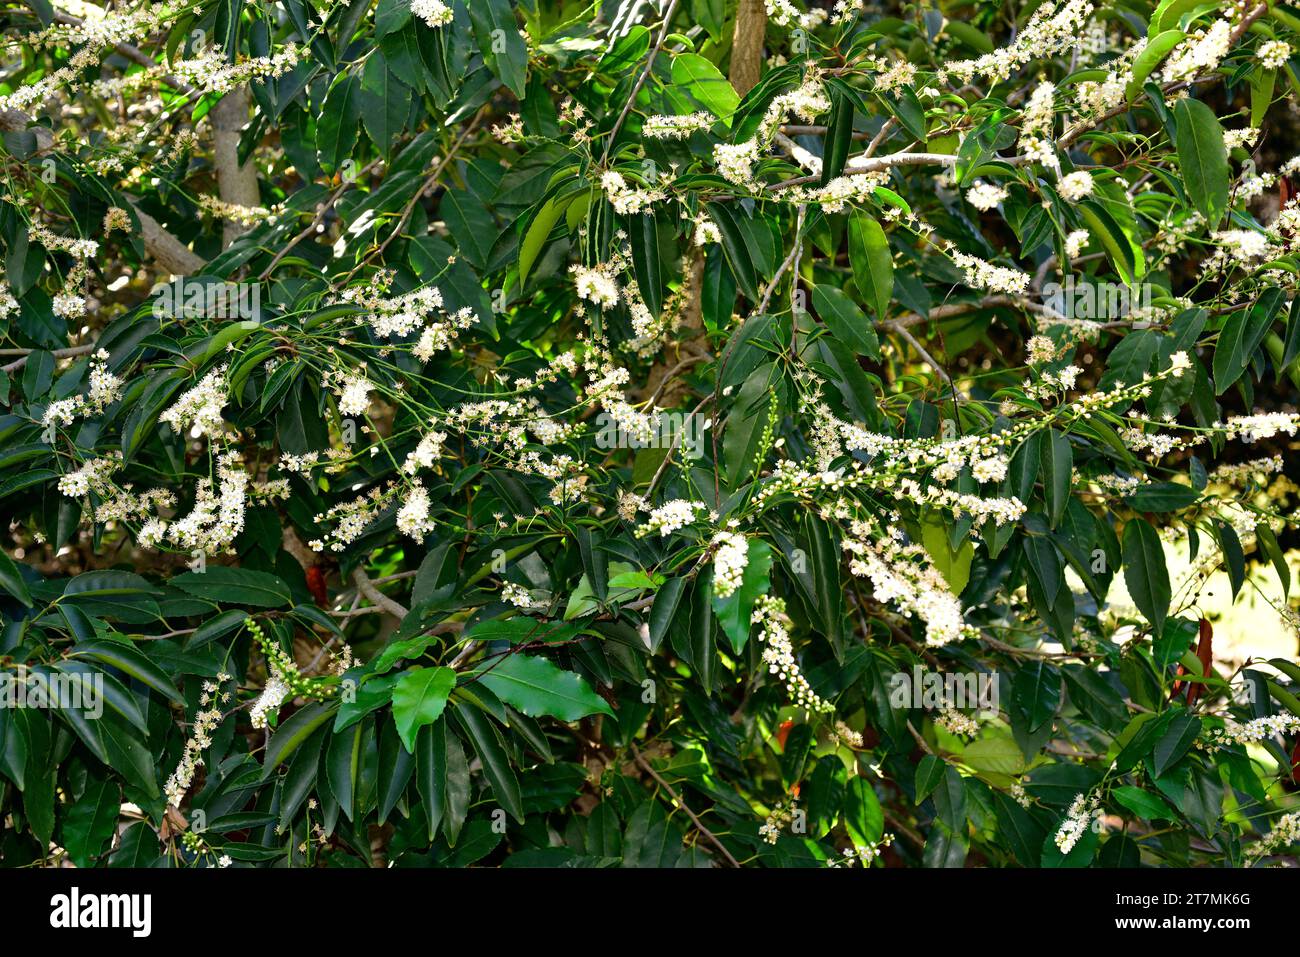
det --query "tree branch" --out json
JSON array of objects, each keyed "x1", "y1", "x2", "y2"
[{"x1": 351, "y1": 566, "x2": 409, "y2": 619}]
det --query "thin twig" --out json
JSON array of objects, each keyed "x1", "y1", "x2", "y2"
[
  {"x1": 601, "y1": 0, "x2": 682, "y2": 164},
  {"x1": 630, "y1": 743, "x2": 741, "y2": 867}
]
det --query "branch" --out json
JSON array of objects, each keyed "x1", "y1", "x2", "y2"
[
  {"x1": 629, "y1": 743, "x2": 742, "y2": 867},
  {"x1": 0, "y1": 343, "x2": 95, "y2": 374},
  {"x1": 351, "y1": 566, "x2": 409, "y2": 619},
  {"x1": 602, "y1": 0, "x2": 682, "y2": 163},
  {"x1": 886, "y1": 321, "x2": 953, "y2": 387},
  {"x1": 127, "y1": 199, "x2": 207, "y2": 275},
  {"x1": 771, "y1": 151, "x2": 962, "y2": 190}
]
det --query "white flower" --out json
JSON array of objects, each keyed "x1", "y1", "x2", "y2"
[
  {"x1": 636, "y1": 499, "x2": 710, "y2": 538},
  {"x1": 1026, "y1": 335, "x2": 1058, "y2": 365},
  {"x1": 950, "y1": 251, "x2": 1030, "y2": 295},
  {"x1": 1054, "y1": 791, "x2": 1101, "y2": 853},
  {"x1": 1065, "y1": 229, "x2": 1089, "y2": 257},
  {"x1": 571, "y1": 264, "x2": 620, "y2": 308},
  {"x1": 693, "y1": 216, "x2": 722, "y2": 246},
  {"x1": 336, "y1": 376, "x2": 373, "y2": 417},
  {"x1": 642, "y1": 111, "x2": 713, "y2": 139},
  {"x1": 410, "y1": 0, "x2": 453, "y2": 28},
  {"x1": 1162, "y1": 18, "x2": 1232, "y2": 83},
  {"x1": 250, "y1": 675, "x2": 289, "y2": 730},
  {"x1": 403, "y1": 430, "x2": 447, "y2": 474},
  {"x1": 711, "y1": 531, "x2": 749, "y2": 598},
  {"x1": 1215, "y1": 229, "x2": 1272, "y2": 263},
  {"x1": 53, "y1": 294, "x2": 87, "y2": 319},
  {"x1": 1223, "y1": 412, "x2": 1300, "y2": 443},
  {"x1": 396, "y1": 484, "x2": 436, "y2": 542},
  {"x1": 161, "y1": 367, "x2": 229, "y2": 440},
  {"x1": 502, "y1": 581, "x2": 543, "y2": 610},
  {"x1": 1058, "y1": 170, "x2": 1094, "y2": 203},
  {"x1": 965, "y1": 181, "x2": 1008, "y2": 211},
  {"x1": 1257, "y1": 39, "x2": 1291, "y2": 70},
  {"x1": 971, "y1": 455, "x2": 1009, "y2": 483}
]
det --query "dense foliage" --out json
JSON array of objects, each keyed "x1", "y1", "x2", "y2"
[{"x1": 1, "y1": 0, "x2": 1299, "y2": 869}]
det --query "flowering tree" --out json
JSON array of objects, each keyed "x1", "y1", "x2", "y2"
[{"x1": 0, "y1": 0, "x2": 1299, "y2": 869}]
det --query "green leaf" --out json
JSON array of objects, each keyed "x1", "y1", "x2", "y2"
[
  {"x1": 844, "y1": 775, "x2": 884, "y2": 845},
  {"x1": 61, "y1": 777, "x2": 119, "y2": 867},
  {"x1": 468, "y1": 0, "x2": 528, "y2": 98},
  {"x1": 171, "y1": 567, "x2": 292, "y2": 607},
  {"x1": 63, "y1": 570, "x2": 160, "y2": 599},
  {"x1": 1256, "y1": 522, "x2": 1291, "y2": 598},
  {"x1": 0, "y1": 548, "x2": 32, "y2": 607},
  {"x1": 821, "y1": 85, "x2": 855, "y2": 183},
  {"x1": 647, "y1": 576, "x2": 687, "y2": 653},
  {"x1": 1214, "y1": 303, "x2": 1276, "y2": 394},
  {"x1": 1112, "y1": 785, "x2": 1175, "y2": 820},
  {"x1": 263, "y1": 702, "x2": 337, "y2": 775},
  {"x1": 1040, "y1": 430, "x2": 1073, "y2": 528},
  {"x1": 1122, "y1": 518, "x2": 1170, "y2": 636},
  {"x1": 1151, "y1": 713, "x2": 1201, "y2": 777},
  {"x1": 1173, "y1": 97, "x2": 1229, "y2": 229},
  {"x1": 1125, "y1": 30, "x2": 1185, "y2": 101},
  {"x1": 109, "y1": 821, "x2": 161, "y2": 867},
  {"x1": 1013, "y1": 660, "x2": 1061, "y2": 732},
  {"x1": 711, "y1": 539, "x2": 772, "y2": 654},
  {"x1": 670, "y1": 53, "x2": 739, "y2": 121},
  {"x1": 707, "y1": 202, "x2": 761, "y2": 302},
  {"x1": 1127, "y1": 482, "x2": 1198, "y2": 512},
  {"x1": 848, "y1": 212, "x2": 893, "y2": 322},
  {"x1": 518, "y1": 193, "x2": 571, "y2": 289},
  {"x1": 70, "y1": 639, "x2": 183, "y2": 705},
  {"x1": 931, "y1": 766, "x2": 967, "y2": 834},
  {"x1": 392, "y1": 666, "x2": 456, "y2": 753},
  {"x1": 915, "y1": 754, "x2": 945, "y2": 803},
  {"x1": 454, "y1": 704, "x2": 524, "y2": 822},
  {"x1": 920, "y1": 513, "x2": 973, "y2": 594},
  {"x1": 812, "y1": 283, "x2": 880, "y2": 359},
  {"x1": 325, "y1": 720, "x2": 363, "y2": 821},
  {"x1": 476, "y1": 655, "x2": 612, "y2": 721},
  {"x1": 316, "y1": 71, "x2": 361, "y2": 174},
  {"x1": 1076, "y1": 200, "x2": 1138, "y2": 286},
  {"x1": 360, "y1": 52, "x2": 413, "y2": 154}
]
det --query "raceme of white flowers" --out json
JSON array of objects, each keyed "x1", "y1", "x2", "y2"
[
  {"x1": 711, "y1": 531, "x2": 750, "y2": 598},
  {"x1": 410, "y1": 0, "x2": 454, "y2": 29}
]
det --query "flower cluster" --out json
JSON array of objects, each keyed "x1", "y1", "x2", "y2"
[
  {"x1": 164, "y1": 672, "x2": 234, "y2": 808},
  {"x1": 711, "y1": 531, "x2": 749, "y2": 598},
  {"x1": 843, "y1": 518, "x2": 973, "y2": 647},
  {"x1": 752, "y1": 596, "x2": 835, "y2": 713},
  {"x1": 1054, "y1": 790, "x2": 1101, "y2": 853}
]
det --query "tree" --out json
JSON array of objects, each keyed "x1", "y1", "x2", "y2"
[{"x1": 0, "y1": 0, "x2": 1298, "y2": 869}]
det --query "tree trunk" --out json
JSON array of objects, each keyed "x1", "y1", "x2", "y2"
[{"x1": 729, "y1": 0, "x2": 767, "y2": 96}]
